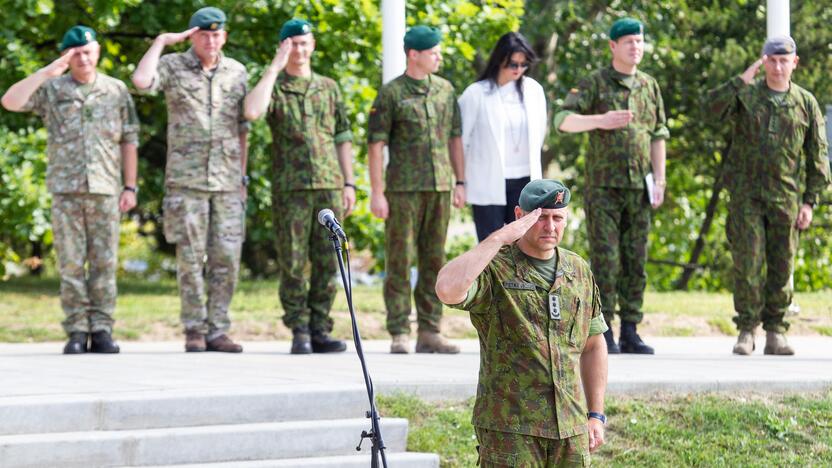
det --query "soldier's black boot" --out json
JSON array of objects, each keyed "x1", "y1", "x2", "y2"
[
  {"x1": 291, "y1": 328, "x2": 312, "y2": 355},
  {"x1": 63, "y1": 332, "x2": 88, "y2": 354},
  {"x1": 603, "y1": 328, "x2": 620, "y2": 354},
  {"x1": 89, "y1": 331, "x2": 120, "y2": 353},
  {"x1": 619, "y1": 321, "x2": 654, "y2": 354},
  {"x1": 311, "y1": 331, "x2": 347, "y2": 353}
]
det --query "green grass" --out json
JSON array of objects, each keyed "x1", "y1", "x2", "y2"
[
  {"x1": 377, "y1": 391, "x2": 832, "y2": 467},
  {"x1": 1, "y1": 276, "x2": 831, "y2": 342}
]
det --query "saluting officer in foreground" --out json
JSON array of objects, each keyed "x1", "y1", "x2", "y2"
[
  {"x1": 244, "y1": 19, "x2": 355, "y2": 354},
  {"x1": 132, "y1": 7, "x2": 248, "y2": 353},
  {"x1": 436, "y1": 180, "x2": 608, "y2": 467},
  {"x1": 1, "y1": 26, "x2": 139, "y2": 354},
  {"x1": 708, "y1": 36, "x2": 830, "y2": 356},
  {"x1": 368, "y1": 25, "x2": 466, "y2": 354},
  {"x1": 554, "y1": 18, "x2": 668, "y2": 355}
]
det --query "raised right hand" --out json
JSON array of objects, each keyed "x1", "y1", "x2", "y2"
[
  {"x1": 597, "y1": 110, "x2": 633, "y2": 130},
  {"x1": 40, "y1": 49, "x2": 76, "y2": 78},
  {"x1": 270, "y1": 39, "x2": 293, "y2": 71},
  {"x1": 156, "y1": 27, "x2": 199, "y2": 47},
  {"x1": 740, "y1": 57, "x2": 764, "y2": 84},
  {"x1": 492, "y1": 208, "x2": 541, "y2": 245}
]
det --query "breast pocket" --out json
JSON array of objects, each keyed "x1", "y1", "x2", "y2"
[{"x1": 498, "y1": 289, "x2": 547, "y2": 344}]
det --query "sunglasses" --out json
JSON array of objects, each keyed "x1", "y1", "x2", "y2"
[{"x1": 506, "y1": 61, "x2": 529, "y2": 70}]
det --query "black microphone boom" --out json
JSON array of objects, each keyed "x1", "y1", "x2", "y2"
[{"x1": 318, "y1": 208, "x2": 347, "y2": 240}]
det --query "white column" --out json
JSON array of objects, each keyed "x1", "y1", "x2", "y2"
[
  {"x1": 382, "y1": 0, "x2": 406, "y2": 84},
  {"x1": 766, "y1": 0, "x2": 790, "y2": 37}
]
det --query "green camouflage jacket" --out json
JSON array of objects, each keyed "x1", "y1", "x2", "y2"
[
  {"x1": 24, "y1": 73, "x2": 139, "y2": 195},
  {"x1": 266, "y1": 72, "x2": 353, "y2": 192},
  {"x1": 147, "y1": 48, "x2": 249, "y2": 192},
  {"x1": 708, "y1": 76, "x2": 830, "y2": 207},
  {"x1": 367, "y1": 73, "x2": 462, "y2": 192},
  {"x1": 554, "y1": 66, "x2": 669, "y2": 189},
  {"x1": 450, "y1": 243, "x2": 607, "y2": 439}
]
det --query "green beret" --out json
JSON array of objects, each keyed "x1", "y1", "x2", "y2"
[
  {"x1": 609, "y1": 18, "x2": 644, "y2": 41},
  {"x1": 404, "y1": 25, "x2": 442, "y2": 51},
  {"x1": 519, "y1": 180, "x2": 571, "y2": 211},
  {"x1": 189, "y1": 7, "x2": 226, "y2": 31},
  {"x1": 280, "y1": 19, "x2": 313, "y2": 41},
  {"x1": 763, "y1": 36, "x2": 796, "y2": 55},
  {"x1": 59, "y1": 26, "x2": 97, "y2": 52}
]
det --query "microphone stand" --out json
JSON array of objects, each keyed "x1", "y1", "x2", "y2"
[{"x1": 328, "y1": 233, "x2": 388, "y2": 468}]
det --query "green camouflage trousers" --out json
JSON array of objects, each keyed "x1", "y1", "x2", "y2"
[
  {"x1": 163, "y1": 189, "x2": 244, "y2": 340},
  {"x1": 585, "y1": 186, "x2": 650, "y2": 324},
  {"x1": 384, "y1": 191, "x2": 450, "y2": 335},
  {"x1": 273, "y1": 190, "x2": 340, "y2": 333},
  {"x1": 727, "y1": 196, "x2": 797, "y2": 333},
  {"x1": 52, "y1": 193, "x2": 120, "y2": 335},
  {"x1": 475, "y1": 427, "x2": 590, "y2": 467}
]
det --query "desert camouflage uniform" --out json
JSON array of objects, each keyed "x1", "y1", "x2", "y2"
[
  {"x1": 708, "y1": 76, "x2": 830, "y2": 333},
  {"x1": 554, "y1": 67, "x2": 669, "y2": 324},
  {"x1": 449, "y1": 244, "x2": 606, "y2": 467},
  {"x1": 267, "y1": 73, "x2": 353, "y2": 333},
  {"x1": 368, "y1": 73, "x2": 461, "y2": 335},
  {"x1": 147, "y1": 48, "x2": 249, "y2": 339},
  {"x1": 23, "y1": 74, "x2": 139, "y2": 335}
]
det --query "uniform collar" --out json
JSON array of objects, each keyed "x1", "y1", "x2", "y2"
[
  {"x1": 756, "y1": 78, "x2": 801, "y2": 106},
  {"x1": 185, "y1": 47, "x2": 227, "y2": 73},
  {"x1": 402, "y1": 73, "x2": 434, "y2": 95},
  {"x1": 509, "y1": 243, "x2": 574, "y2": 291},
  {"x1": 279, "y1": 71, "x2": 321, "y2": 95},
  {"x1": 603, "y1": 65, "x2": 642, "y2": 89}
]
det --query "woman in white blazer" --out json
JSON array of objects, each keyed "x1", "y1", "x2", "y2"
[{"x1": 458, "y1": 32, "x2": 547, "y2": 241}]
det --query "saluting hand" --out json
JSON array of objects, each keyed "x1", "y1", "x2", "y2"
[
  {"x1": 270, "y1": 39, "x2": 293, "y2": 72},
  {"x1": 597, "y1": 110, "x2": 633, "y2": 130},
  {"x1": 41, "y1": 49, "x2": 76, "y2": 78},
  {"x1": 740, "y1": 57, "x2": 765, "y2": 85},
  {"x1": 156, "y1": 27, "x2": 199, "y2": 47},
  {"x1": 491, "y1": 208, "x2": 542, "y2": 245}
]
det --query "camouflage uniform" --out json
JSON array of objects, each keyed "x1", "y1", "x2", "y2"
[
  {"x1": 368, "y1": 74, "x2": 461, "y2": 335},
  {"x1": 147, "y1": 48, "x2": 249, "y2": 339},
  {"x1": 22, "y1": 74, "x2": 139, "y2": 335},
  {"x1": 448, "y1": 244, "x2": 607, "y2": 467},
  {"x1": 708, "y1": 77, "x2": 830, "y2": 333},
  {"x1": 554, "y1": 67, "x2": 669, "y2": 324},
  {"x1": 267, "y1": 73, "x2": 353, "y2": 333}
]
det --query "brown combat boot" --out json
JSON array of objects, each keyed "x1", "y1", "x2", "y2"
[
  {"x1": 206, "y1": 334, "x2": 243, "y2": 353},
  {"x1": 390, "y1": 334, "x2": 410, "y2": 354},
  {"x1": 732, "y1": 330, "x2": 755, "y2": 355},
  {"x1": 415, "y1": 330, "x2": 460, "y2": 354},
  {"x1": 185, "y1": 330, "x2": 206, "y2": 352},
  {"x1": 764, "y1": 332, "x2": 794, "y2": 356}
]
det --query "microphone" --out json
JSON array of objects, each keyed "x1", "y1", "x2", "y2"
[{"x1": 317, "y1": 208, "x2": 347, "y2": 240}]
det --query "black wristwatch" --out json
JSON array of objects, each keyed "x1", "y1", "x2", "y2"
[
  {"x1": 241, "y1": 176, "x2": 250, "y2": 187},
  {"x1": 344, "y1": 182, "x2": 357, "y2": 189},
  {"x1": 123, "y1": 185, "x2": 138, "y2": 194},
  {"x1": 455, "y1": 180, "x2": 465, "y2": 186},
  {"x1": 587, "y1": 412, "x2": 607, "y2": 424}
]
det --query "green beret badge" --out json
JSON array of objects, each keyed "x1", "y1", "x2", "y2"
[
  {"x1": 59, "y1": 25, "x2": 97, "y2": 52},
  {"x1": 280, "y1": 19, "x2": 313, "y2": 41},
  {"x1": 189, "y1": 7, "x2": 227, "y2": 31},
  {"x1": 519, "y1": 180, "x2": 571, "y2": 211}
]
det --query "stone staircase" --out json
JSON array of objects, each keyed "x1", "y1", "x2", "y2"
[{"x1": 0, "y1": 386, "x2": 439, "y2": 467}]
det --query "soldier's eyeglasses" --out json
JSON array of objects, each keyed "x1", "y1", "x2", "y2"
[{"x1": 506, "y1": 61, "x2": 529, "y2": 70}]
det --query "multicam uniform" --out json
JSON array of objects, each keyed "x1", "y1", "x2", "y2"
[
  {"x1": 368, "y1": 74, "x2": 461, "y2": 335},
  {"x1": 449, "y1": 244, "x2": 607, "y2": 467},
  {"x1": 708, "y1": 76, "x2": 830, "y2": 332},
  {"x1": 267, "y1": 72, "x2": 352, "y2": 334},
  {"x1": 23, "y1": 74, "x2": 139, "y2": 335},
  {"x1": 554, "y1": 67, "x2": 669, "y2": 325},
  {"x1": 146, "y1": 48, "x2": 249, "y2": 340}
]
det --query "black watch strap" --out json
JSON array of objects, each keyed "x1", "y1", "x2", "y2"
[
  {"x1": 587, "y1": 412, "x2": 606, "y2": 424},
  {"x1": 123, "y1": 186, "x2": 137, "y2": 194}
]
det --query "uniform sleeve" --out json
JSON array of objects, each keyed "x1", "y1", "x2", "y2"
[
  {"x1": 333, "y1": 83, "x2": 353, "y2": 144},
  {"x1": 120, "y1": 86, "x2": 140, "y2": 145},
  {"x1": 802, "y1": 95, "x2": 831, "y2": 205},
  {"x1": 650, "y1": 81, "x2": 670, "y2": 141},
  {"x1": 20, "y1": 84, "x2": 48, "y2": 117},
  {"x1": 367, "y1": 85, "x2": 392, "y2": 143},
  {"x1": 444, "y1": 268, "x2": 494, "y2": 314},
  {"x1": 450, "y1": 88, "x2": 462, "y2": 138},
  {"x1": 705, "y1": 75, "x2": 745, "y2": 121},
  {"x1": 237, "y1": 69, "x2": 251, "y2": 134},
  {"x1": 553, "y1": 77, "x2": 594, "y2": 132},
  {"x1": 141, "y1": 54, "x2": 172, "y2": 94}
]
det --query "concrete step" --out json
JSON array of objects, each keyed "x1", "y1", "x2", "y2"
[
  {"x1": 0, "y1": 418, "x2": 409, "y2": 468},
  {"x1": 0, "y1": 385, "x2": 370, "y2": 435},
  {"x1": 132, "y1": 452, "x2": 440, "y2": 467}
]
